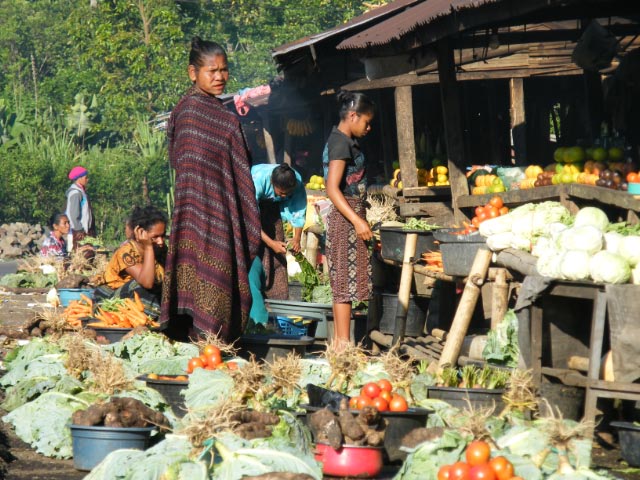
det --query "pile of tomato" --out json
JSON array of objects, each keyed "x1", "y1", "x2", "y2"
[
  {"x1": 438, "y1": 440, "x2": 521, "y2": 480},
  {"x1": 186, "y1": 344, "x2": 238, "y2": 373},
  {"x1": 348, "y1": 379, "x2": 409, "y2": 412},
  {"x1": 470, "y1": 196, "x2": 509, "y2": 230}
]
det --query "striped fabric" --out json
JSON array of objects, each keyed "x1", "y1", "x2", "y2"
[{"x1": 161, "y1": 87, "x2": 261, "y2": 341}]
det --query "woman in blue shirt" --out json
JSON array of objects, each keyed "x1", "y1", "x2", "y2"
[{"x1": 249, "y1": 163, "x2": 307, "y2": 324}]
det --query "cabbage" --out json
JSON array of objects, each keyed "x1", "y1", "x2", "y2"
[
  {"x1": 589, "y1": 251, "x2": 631, "y2": 284},
  {"x1": 541, "y1": 222, "x2": 569, "y2": 241},
  {"x1": 511, "y1": 212, "x2": 535, "y2": 237},
  {"x1": 617, "y1": 235, "x2": 640, "y2": 266},
  {"x1": 479, "y1": 214, "x2": 513, "y2": 237},
  {"x1": 536, "y1": 252, "x2": 562, "y2": 278},
  {"x1": 632, "y1": 264, "x2": 640, "y2": 285},
  {"x1": 559, "y1": 250, "x2": 591, "y2": 281},
  {"x1": 574, "y1": 206, "x2": 609, "y2": 231},
  {"x1": 604, "y1": 231, "x2": 624, "y2": 253},
  {"x1": 531, "y1": 236, "x2": 559, "y2": 258},
  {"x1": 558, "y1": 226, "x2": 603, "y2": 255},
  {"x1": 510, "y1": 234, "x2": 532, "y2": 251},
  {"x1": 486, "y1": 232, "x2": 513, "y2": 251}
]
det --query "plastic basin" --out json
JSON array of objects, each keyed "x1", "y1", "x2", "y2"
[
  {"x1": 314, "y1": 442, "x2": 383, "y2": 478},
  {"x1": 236, "y1": 334, "x2": 315, "y2": 363},
  {"x1": 58, "y1": 288, "x2": 94, "y2": 307},
  {"x1": 138, "y1": 374, "x2": 189, "y2": 417},
  {"x1": 69, "y1": 424, "x2": 156, "y2": 471},
  {"x1": 427, "y1": 386, "x2": 505, "y2": 411},
  {"x1": 86, "y1": 325, "x2": 132, "y2": 344},
  {"x1": 379, "y1": 227, "x2": 438, "y2": 262},
  {"x1": 610, "y1": 421, "x2": 640, "y2": 466}
]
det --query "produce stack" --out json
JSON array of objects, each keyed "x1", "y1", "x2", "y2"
[{"x1": 389, "y1": 166, "x2": 450, "y2": 190}]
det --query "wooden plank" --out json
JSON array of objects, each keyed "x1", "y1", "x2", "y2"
[
  {"x1": 456, "y1": 185, "x2": 566, "y2": 209},
  {"x1": 437, "y1": 38, "x2": 469, "y2": 224},
  {"x1": 399, "y1": 201, "x2": 453, "y2": 219},
  {"x1": 260, "y1": 113, "x2": 277, "y2": 164},
  {"x1": 509, "y1": 78, "x2": 527, "y2": 165},
  {"x1": 568, "y1": 184, "x2": 640, "y2": 211},
  {"x1": 394, "y1": 86, "x2": 418, "y2": 189},
  {"x1": 530, "y1": 303, "x2": 543, "y2": 388},
  {"x1": 540, "y1": 367, "x2": 589, "y2": 388},
  {"x1": 402, "y1": 186, "x2": 452, "y2": 198}
]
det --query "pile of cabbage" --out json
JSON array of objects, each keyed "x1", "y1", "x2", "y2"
[{"x1": 479, "y1": 202, "x2": 640, "y2": 284}]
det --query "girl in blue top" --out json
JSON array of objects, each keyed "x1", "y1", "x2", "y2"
[{"x1": 249, "y1": 163, "x2": 307, "y2": 324}]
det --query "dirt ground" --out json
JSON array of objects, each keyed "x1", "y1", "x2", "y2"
[{"x1": 0, "y1": 289, "x2": 638, "y2": 479}]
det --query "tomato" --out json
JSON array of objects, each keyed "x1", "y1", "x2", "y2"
[
  {"x1": 361, "y1": 382, "x2": 382, "y2": 399},
  {"x1": 478, "y1": 211, "x2": 488, "y2": 222},
  {"x1": 206, "y1": 351, "x2": 222, "y2": 367},
  {"x1": 187, "y1": 357, "x2": 205, "y2": 373},
  {"x1": 199, "y1": 354, "x2": 209, "y2": 366},
  {"x1": 437, "y1": 464, "x2": 452, "y2": 480},
  {"x1": 465, "y1": 440, "x2": 491, "y2": 466},
  {"x1": 379, "y1": 390, "x2": 392, "y2": 402},
  {"x1": 469, "y1": 464, "x2": 497, "y2": 480},
  {"x1": 475, "y1": 206, "x2": 485, "y2": 217},
  {"x1": 356, "y1": 395, "x2": 373, "y2": 409},
  {"x1": 226, "y1": 361, "x2": 238, "y2": 370},
  {"x1": 449, "y1": 461, "x2": 471, "y2": 480},
  {"x1": 372, "y1": 396, "x2": 389, "y2": 412},
  {"x1": 489, "y1": 456, "x2": 514, "y2": 480},
  {"x1": 389, "y1": 394, "x2": 409, "y2": 412},
  {"x1": 499, "y1": 206, "x2": 509, "y2": 216},
  {"x1": 471, "y1": 216, "x2": 480, "y2": 228},
  {"x1": 489, "y1": 196, "x2": 504, "y2": 209},
  {"x1": 377, "y1": 379, "x2": 393, "y2": 392},
  {"x1": 349, "y1": 397, "x2": 359, "y2": 409},
  {"x1": 626, "y1": 172, "x2": 639, "y2": 183},
  {"x1": 203, "y1": 344, "x2": 221, "y2": 357},
  {"x1": 484, "y1": 206, "x2": 499, "y2": 218}
]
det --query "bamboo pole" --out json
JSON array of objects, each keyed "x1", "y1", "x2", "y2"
[
  {"x1": 392, "y1": 233, "x2": 418, "y2": 346},
  {"x1": 490, "y1": 268, "x2": 509, "y2": 329},
  {"x1": 438, "y1": 248, "x2": 492, "y2": 369}
]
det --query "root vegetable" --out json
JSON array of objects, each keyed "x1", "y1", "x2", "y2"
[
  {"x1": 401, "y1": 427, "x2": 444, "y2": 449},
  {"x1": 309, "y1": 408, "x2": 343, "y2": 449},
  {"x1": 234, "y1": 422, "x2": 273, "y2": 440},
  {"x1": 337, "y1": 410, "x2": 365, "y2": 442}
]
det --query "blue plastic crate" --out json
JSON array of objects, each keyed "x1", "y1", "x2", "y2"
[{"x1": 276, "y1": 316, "x2": 309, "y2": 336}]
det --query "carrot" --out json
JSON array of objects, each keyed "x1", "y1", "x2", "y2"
[
  {"x1": 133, "y1": 291, "x2": 144, "y2": 312},
  {"x1": 80, "y1": 294, "x2": 93, "y2": 307}
]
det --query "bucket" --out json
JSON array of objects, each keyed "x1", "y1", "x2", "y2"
[
  {"x1": 138, "y1": 375, "x2": 189, "y2": 417},
  {"x1": 368, "y1": 292, "x2": 428, "y2": 337},
  {"x1": 85, "y1": 326, "x2": 132, "y2": 344},
  {"x1": 610, "y1": 421, "x2": 640, "y2": 467},
  {"x1": 236, "y1": 334, "x2": 315, "y2": 363},
  {"x1": 426, "y1": 386, "x2": 505, "y2": 412},
  {"x1": 58, "y1": 288, "x2": 94, "y2": 307},
  {"x1": 69, "y1": 424, "x2": 156, "y2": 471},
  {"x1": 314, "y1": 442, "x2": 384, "y2": 478}
]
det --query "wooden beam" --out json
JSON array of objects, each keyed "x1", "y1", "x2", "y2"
[
  {"x1": 436, "y1": 38, "x2": 469, "y2": 224},
  {"x1": 394, "y1": 86, "x2": 418, "y2": 189},
  {"x1": 509, "y1": 78, "x2": 527, "y2": 165},
  {"x1": 260, "y1": 113, "x2": 277, "y2": 164}
]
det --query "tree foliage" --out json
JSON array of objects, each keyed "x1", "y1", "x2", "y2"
[{"x1": 0, "y1": 0, "x2": 374, "y2": 242}]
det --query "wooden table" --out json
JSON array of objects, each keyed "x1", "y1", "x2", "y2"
[{"x1": 529, "y1": 280, "x2": 640, "y2": 434}]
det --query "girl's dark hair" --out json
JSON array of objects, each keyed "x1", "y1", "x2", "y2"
[
  {"x1": 50, "y1": 213, "x2": 68, "y2": 228},
  {"x1": 337, "y1": 90, "x2": 375, "y2": 120},
  {"x1": 271, "y1": 163, "x2": 299, "y2": 191},
  {"x1": 129, "y1": 205, "x2": 167, "y2": 231},
  {"x1": 189, "y1": 36, "x2": 227, "y2": 69}
]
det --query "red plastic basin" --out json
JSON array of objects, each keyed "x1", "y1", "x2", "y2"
[{"x1": 314, "y1": 442, "x2": 383, "y2": 478}]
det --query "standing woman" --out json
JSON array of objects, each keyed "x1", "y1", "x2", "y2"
[
  {"x1": 249, "y1": 163, "x2": 307, "y2": 324},
  {"x1": 161, "y1": 37, "x2": 261, "y2": 342},
  {"x1": 65, "y1": 166, "x2": 95, "y2": 251},
  {"x1": 323, "y1": 91, "x2": 375, "y2": 348}
]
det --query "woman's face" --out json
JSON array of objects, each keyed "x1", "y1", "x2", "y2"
[
  {"x1": 54, "y1": 216, "x2": 70, "y2": 236},
  {"x1": 189, "y1": 54, "x2": 229, "y2": 97},
  {"x1": 146, "y1": 222, "x2": 167, "y2": 249},
  {"x1": 348, "y1": 111, "x2": 374, "y2": 138}
]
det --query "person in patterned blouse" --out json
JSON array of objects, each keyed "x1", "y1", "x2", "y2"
[
  {"x1": 40, "y1": 213, "x2": 70, "y2": 259},
  {"x1": 93, "y1": 205, "x2": 167, "y2": 319}
]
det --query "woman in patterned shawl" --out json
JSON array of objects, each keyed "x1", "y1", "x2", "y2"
[{"x1": 161, "y1": 37, "x2": 261, "y2": 342}]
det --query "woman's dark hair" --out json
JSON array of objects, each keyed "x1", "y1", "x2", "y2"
[
  {"x1": 129, "y1": 205, "x2": 167, "y2": 232},
  {"x1": 337, "y1": 90, "x2": 375, "y2": 120},
  {"x1": 49, "y1": 213, "x2": 68, "y2": 228},
  {"x1": 271, "y1": 163, "x2": 298, "y2": 191},
  {"x1": 189, "y1": 36, "x2": 227, "y2": 69}
]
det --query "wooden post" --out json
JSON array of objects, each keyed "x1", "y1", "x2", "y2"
[
  {"x1": 583, "y1": 70, "x2": 604, "y2": 143},
  {"x1": 394, "y1": 86, "x2": 418, "y2": 189},
  {"x1": 509, "y1": 78, "x2": 527, "y2": 165},
  {"x1": 283, "y1": 130, "x2": 292, "y2": 166},
  {"x1": 392, "y1": 233, "x2": 418, "y2": 346},
  {"x1": 260, "y1": 113, "x2": 277, "y2": 164},
  {"x1": 490, "y1": 268, "x2": 509, "y2": 329},
  {"x1": 436, "y1": 39, "x2": 468, "y2": 224},
  {"x1": 438, "y1": 248, "x2": 492, "y2": 369}
]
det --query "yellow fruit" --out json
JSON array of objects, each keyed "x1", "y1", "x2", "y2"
[
  {"x1": 397, "y1": 180, "x2": 403, "y2": 189},
  {"x1": 472, "y1": 186, "x2": 488, "y2": 195},
  {"x1": 393, "y1": 169, "x2": 401, "y2": 179},
  {"x1": 525, "y1": 165, "x2": 543, "y2": 179},
  {"x1": 436, "y1": 166, "x2": 448, "y2": 175},
  {"x1": 564, "y1": 146, "x2": 585, "y2": 164},
  {"x1": 437, "y1": 174, "x2": 448, "y2": 183}
]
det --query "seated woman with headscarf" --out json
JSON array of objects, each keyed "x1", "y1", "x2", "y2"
[{"x1": 94, "y1": 205, "x2": 167, "y2": 319}]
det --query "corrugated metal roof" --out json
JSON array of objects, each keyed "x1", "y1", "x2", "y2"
[
  {"x1": 271, "y1": 0, "x2": 422, "y2": 58},
  {"x1": 337, "y1": 0, "x2": 503, "y2": 49}
]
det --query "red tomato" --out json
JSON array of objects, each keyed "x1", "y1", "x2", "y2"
[
  {"x1": 361, "y1": 382, "x2": 382, "y2": 399},
  {"x1": 187, "y1": 357, "x2": 204, "y2": 373},
  {"x1": 469, "y1": 464, "x2": 497, "y2": 480},
  {"x1": 379, "y1": 390, "x2": 392, "y2": 402},
  {"x1": 199, "y1": 354, "x2": 209, "y2": 366},
  {"x1": 465, "y1": 440, "x2": 491, "y2": 466},
  {"x1": 449, "y1": 461, "x2": 471, "y2": 480},
  {"x1": 437, "y1": 464, "x2": 452, "y2": 480},
  {"x1": 626, "y1": 172, "x2": 639, "y2": 183},
  {"x1": 489, "y1": 457, "x2": 514, "y2": 480},
  {"x1": 372, "y1": 396, "x2": 389, "y2": 412},
  {"x1": 499, "y1": 206, "x2": 509, "y2": 216},
  {"x1": 389, "y1": 394, "x2": 409, "y2": 412},
  {"x1": 478, "y1": 211, "x2": 488, "y2": 222},
  {"x1": 484, "y1": 206, "x2": 499, "y2": 218},
  {"x1": 356, "y1": 395, "x2": 373, "y2": 409},
  {"x1": 471, "y1": 216, "x2": 481, "y2": 228},
  {"x1": 203, "y1": 344, "x2": 221, "y2": 357},
  {"x1": 377, "y1": 379, "x2": 393, "y2": 392},
  {"x1": 489, "y1": 196, "x2": 504, "y2": 209},
  {"x1": 349, "y1": 397, "x2": 359, "y2": 410},
  {"x1": 206, "y1": 351, "x2": 222, "y2": 367},
  {"x1": 226, "y1": 361, "x2": 238, "y2": 370},
  {"x1": 475, "y1": 206, "x2": 485, "y2": 217}
]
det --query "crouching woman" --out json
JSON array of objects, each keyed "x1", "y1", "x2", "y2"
[{"x1": 94, "y1": 206, "x2": 167, "y2": 319}]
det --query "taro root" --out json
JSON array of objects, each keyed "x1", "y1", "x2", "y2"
[
  {"x1": 401, "y1": 427, "x2": 444, "y2": 449},
  {"x1": 308, "y1": 408, "x2": 342, "y2": 449},
  {"x1": 229, "y1": 409, "x2": 282, "y2": 440},
  {"x1": 71, "y1": 396, "x2": 170, "y2": 430}
]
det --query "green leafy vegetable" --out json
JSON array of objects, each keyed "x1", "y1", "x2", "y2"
[
  {"x1": 0, "y1": 272, "x2": 57, "y2": 288},
  {"x1": 291, "y1": 251, "x2": 320, "y2": 302},
  {"x1": 483, "y1": 309, "x2": 520, "y2": 367},
  {"x1": 402, "y1": 217, "x2": 441, "y2": 231}
]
